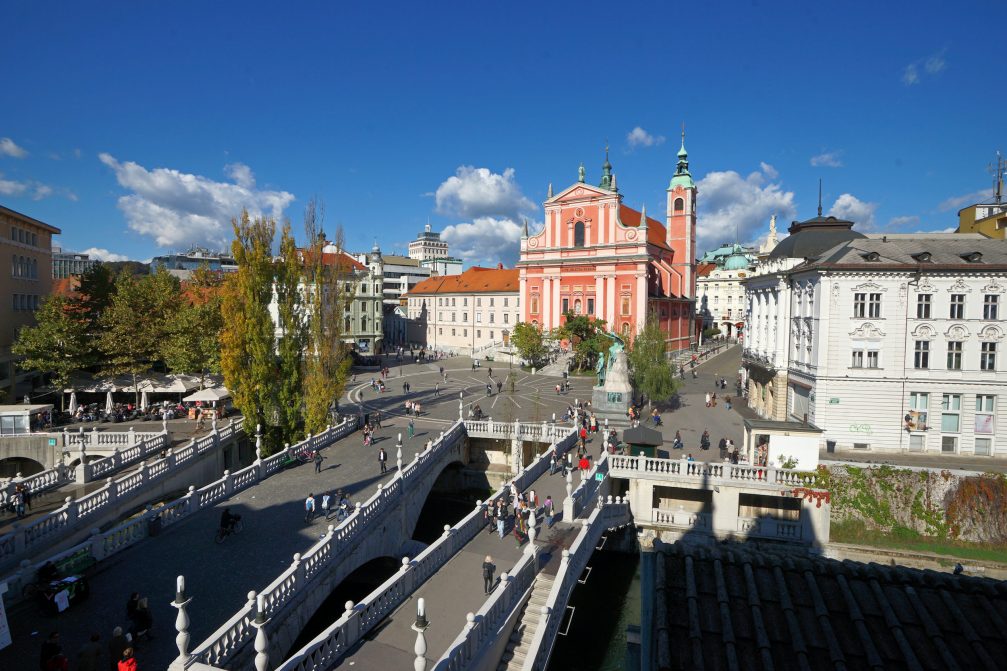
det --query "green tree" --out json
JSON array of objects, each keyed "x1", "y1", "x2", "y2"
[
  {"x1": 273, "y1": 220, "x2": 306, "y2": 444},
  {"x1": 628, "y1": 317, "x2": 679, "y2": 405},
  {"x1": 74, "y1": 263, "x2": 115, "y2": 366},
  {"x1": 11, "y1": 296, "x2": 89, "y2": 411},
  {"x1": 98, "y1": 268, "x2": 182, "y2": 406},
  {"x1": 302, "y1": 201, "x2": 352, "y2": 434},
  {"x1": 162, "y1": 265, "x2": 224, "y2": 387},
  {"x1": 220, "y1": 211, "x2": 277, "y2": 451},
  {"x1": 511, "y1": 321, "x2": 548, "y2": 367},
  {"x1": 555, "y1": 314, "x2": 608, "y2": 372}
]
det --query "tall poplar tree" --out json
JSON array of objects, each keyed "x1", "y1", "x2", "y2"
[
  {"x1": 274, "y1": 220, "x2": 306, "y2": 444},
  {"x1": 302, "y1": 200, "x2": 352, "y2": 433},
  {"x1": 220, "y1": 211, "x2": 277, "y2": 449}
]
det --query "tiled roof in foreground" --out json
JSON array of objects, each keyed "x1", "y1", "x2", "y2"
[{"x1": 658, "y1": 542, "x2": 1006, "y2": 671}]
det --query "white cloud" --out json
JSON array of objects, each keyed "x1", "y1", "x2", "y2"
[
  {"x1": 626, "y1": 126, "x2": 665, "y2": 149},
  {"x1": 938, "y1": 188, "x2": 994, "y2": 212},
  {"x1": 441, "y1": 216, "x2": 528, "y2": 268},
  {"x1": 902, "y1": 64, "x2": 920, "y2": 86},
  {"x1": 810, "y1": 151, "x2": 843, "y2": 168},
  {"x1": 696, "y1": 163, "x2": 797, "y2": 253},
  {"x1": 434, "y1": 166, "x2": 536, "y2": 220},
  {"x1": 829, "y1": 193, "x2": 878, "y2": 230},
  {"x1": 0, "y1": 173, "x2": 64, "y2": 200},
  {"x1": 0, "y1": 138, "x2": 28, "y2": 158},
  {"x1": 759, "y1": 162, "x2": 778, "y2": 180},
  {"x1": 903, "y1": 48, "x2": 948, "y2": 85},
  {"x1": 81, "y1": 247, "x2": 130, "y2": 262},
  {"x1": 889, "y1": 215, "x2": 920, "y2": 228},
  {"x1": 99, "y1": 153, "x2": 295, "y2": 249}
]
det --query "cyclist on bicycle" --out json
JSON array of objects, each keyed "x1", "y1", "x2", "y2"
[{"x1": 220, "y1": 508, "x2": 240, "y2": 534}]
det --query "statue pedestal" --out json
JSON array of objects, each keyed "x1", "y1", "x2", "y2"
[{"x1": 591, "y1": 350, "x2": 633, "y2": 429}]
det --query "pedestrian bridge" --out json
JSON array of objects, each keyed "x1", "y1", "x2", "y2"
[{"x1": 169, "y1": 419, "x2": 629, "y2": 671}]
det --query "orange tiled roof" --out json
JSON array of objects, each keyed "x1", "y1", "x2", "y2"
[
  {"x1": 51, "y1": 277, "x2": 80, "y2": 298},
  {"x1": 619, "y1": 205, "x2": 671, "y2": 250},
  {"x1": 696, "y1": 262, "x2": 717, "y2": 277},
  {"x1": 408, "y1": 266, "x2": 518, "y2": 295},
  {"x1": 298, "y1": 248, "x2": 368, "y2": 272}
]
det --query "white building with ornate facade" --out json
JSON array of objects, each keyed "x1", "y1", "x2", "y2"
[{"x1": 745, "y1": 226, "x2": 1007, "y2": 458}]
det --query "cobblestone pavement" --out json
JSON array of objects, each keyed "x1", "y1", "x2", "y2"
[{"x1": 4, "y1": 356, "x2": 599, "y2": 671}]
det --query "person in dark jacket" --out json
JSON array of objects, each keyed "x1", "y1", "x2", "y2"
[
  {"x1": 76, "y1": 633, "x2": 102, "y2": 671},
  {"x1": 39, "y1": 631, "x2": 61, "y2": 671},
  {"x1": 107, "y1": 627, "x2": 129, "y2": 671},
  {"x1": 482, "y1": 556, "x2": 495, "y2": 594}
]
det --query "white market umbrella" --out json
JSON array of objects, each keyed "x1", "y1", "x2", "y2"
[
  {"x1": 68, "y1": 392, "x2": 78, "y2": 415},
  {"x1": 140, "y1": 390, "x2": 149, "y2": 411},
  {"x1": 105, "y1": 391, "x2": 114, "y2": 415},
  {"x1": 181, "y1": 387, "x2": 231, "y2": 403}
]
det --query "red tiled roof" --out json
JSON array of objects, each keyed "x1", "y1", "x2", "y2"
[
  {"x1": 297, "y1": 248, "x2": 367, "y2": 272},
  {"x1": 51, "y1": 277, "x2": 79, "y2": 298},
  {"x1": 408, "y1": 266, "x2": 518, "y2": 295},
  {"x1": 696, "y1": 262, "x2": 717, "y2": 277},
  {"x1": 619, "y1": 205, "x2": 671, "y2": 250}
]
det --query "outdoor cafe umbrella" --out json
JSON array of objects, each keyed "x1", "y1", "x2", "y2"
[
  {"x1": 140, "y1": 390, "x2": 149, "y2": 411},
  {"x1": 105, "y1": 391, "x2": 114, "y2": 415},
  {"x1": 68, "y1": 392, "x2": 78, "y2": 415}
]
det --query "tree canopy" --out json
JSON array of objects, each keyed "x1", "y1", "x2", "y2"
[
  {"x1": 628, "y1": 317, "x2": 679, "y2": 405},
  {"x1": 554, "y1": 314, "x2": 608, "y2": 372},
  {"x1": 510, "y1": 321, "x2": 548, "y2": 367}
]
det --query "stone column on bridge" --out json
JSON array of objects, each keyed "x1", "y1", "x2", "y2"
[
  {"x1": 563, "y1": 468, "x2": 575, "y2": 521},
  {"x1": 170, "y1": 575, "x2": 193, "y2": 669},
  {"x1": 76, "y1": 439, "x2": 88, "y2": 484}
]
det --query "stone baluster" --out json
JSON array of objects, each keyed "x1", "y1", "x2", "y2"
[
  {"x1": 563, "y1": 468, "x2": 575, "y2": 521},
  {"x1": 526, "y1": 507, "x2": 536, "y2": 553},
  {"x1": 128, "y1": 426, "x2": 136, "y2": 447},
  {"x1": 64, "y1": 496, "x2": 77, "y2": 526},
  {"x1": 222, "y1": 470, "x2": 232, "y2": 497},
  {"x1": 292, "y1": 552, "x2": 305, "y2": 586},
  {"x1": 172, "y1": 575, "x2": 192, "y2": 665},
  {"x1": 343, "y1": 600, "x2": 360, "y2": 647},
  {"x1": 211, "y1": 413, "x2": 217, "y2": 432},
  {"x1": 252, "y1": 593, "x2": 270, "y2": 671},
  {"x1": 91, "y1": 426, "x2": 98, "y2": 447},
  {"x1": 77, "y1": 440, "x2": 89, "y2": 484},
  {"x1": 396, "y1": 441, "x2": 403, "y2": 475},
  {"x1": 412, "y1": 597, "x2": 430, "y2": 671},
  {"x1": 106, "y1": 477, "x2": 118, "y2": 506},
  {"x1": 255, "y1": 424, "x2": 263, "y2": 458}
]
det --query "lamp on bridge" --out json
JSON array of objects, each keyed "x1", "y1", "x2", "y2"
[{"x1": 412, "y1": 597, "x2": 431, "y2": 671}]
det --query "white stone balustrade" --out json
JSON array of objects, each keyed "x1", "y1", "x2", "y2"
[
  {"x1": 1, "y1": 418, "x2": 357, "y2": 600},
  {"x1": 194, "y1": 420, "x2": 574, "y2": 671},
  {"x1": 608, "y1": 454, "x2": 824, "y2": 492}
]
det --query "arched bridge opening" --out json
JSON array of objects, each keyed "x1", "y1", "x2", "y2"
[
  {"x1": 412, "y1": 459, "x2": 477, "y2": 544},
  {"x1": 283, "y1": 555, "x2": 401, "y2": 659},
  {"x1": 0, "y1": 456, "x2": 45, "y2": 478}
]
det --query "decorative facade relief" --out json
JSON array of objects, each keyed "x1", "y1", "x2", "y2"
[
  {"x1": 849, "y1": 322, "x2": 886, "y2": 338},
  {"x1": 979, "y1": 325, "x2": 1004, "y2": 342},
  {"x1": 911, "y1": 323, "x2": 937, "y2": 340},
  {"x1": 916, "y1": 277, "x2": 935, "y2": 293},
  {"x1": 852, "y1": 281, "x2": 888, "y2": 293},
  {"x1": 982, "y1": 279, "x2": 1005, "y2": 295},
  {"x1": 946, "y1": 278, "x2": 973, "y2": 293},
  {"x1": 945, "y1": 324, "x2": 971, "y2": 340}
]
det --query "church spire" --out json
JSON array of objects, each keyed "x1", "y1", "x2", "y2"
[
  {"x1": 669, "y1": 122, "x2": 695, "y2": 190},
  {"x1": 600, "y1": 142, "x2": 614, "y2": 190},
  {"x1": 817, "y1": 178, "x2": 823, "y2": 217}
]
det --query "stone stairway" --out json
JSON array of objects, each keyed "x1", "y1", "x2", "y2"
[
  {"x1": 536, "y1": 352, "x2": 572, "y2": 377},
  {"x1": 497, "y1": 573, "x2": 555, "y2": 670}
]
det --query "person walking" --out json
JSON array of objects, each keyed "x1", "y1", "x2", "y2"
[
  {"x1": 705, "y1": 392, "x2": 711, "y2": 408},
  {"x1": 544, "y1": 495, "x2": 555, "y2": 528},
  {"x1": 107, "y1": 628, "x2": 129, "y2": 671},
  {"x1": 40, "y1": 632, "x2": 62, "y2": 671},
  {"x1": 378, "y1": 447, "x2": 387, "y2": 473},
  {"x1": 496, "y1": 502, "x2": 506, "y2": 538},
  {"x1": 483, "y1": 556, "x2": 495, "y2": 594},
  {"x1": 434, "y1": 383, "x2": 440, "y2": 396},
  {"x1": 321, "y1": 492, "x2": 331, "y2": 519},
  {"x1": 700, "y1": 430, "x2": 711, "y2": 451},
  {"x1": 313, "y1": 451, "x2": 323, "y2": 473},
  {"x1": 497, "y1": 380, "x2": 503, "y2": 394},
  {"x1": 116, "y1": 648, "x2": 137, "y2": 671},
  {"x1": 304, "y1": 493, "x2": 316, "y2": 523},
  {"x1": 407, "y1": 418, "x2": 415, "y2": 439}
]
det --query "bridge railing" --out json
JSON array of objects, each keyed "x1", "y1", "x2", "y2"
[
  {"x1": 0, "y1": 466, "x2": 70, "y2": 510},
  {"x1": 209, "y1": 420, "x2": 573, "y2": 671},
  {"x1": 187, "y1": 420, "x2": 466, "y2": 668},
  {"x1": 64, "y1": 427, "x2": 163, "y2": 448},
  {"x1": 0, "y1": 420, "x2": 242, "y2": 570},
  {"x1": 608, "y1": 454, "x2": 824, "y2": 490},
  {"x1": 1, "y1": 417, "x2": 357, "y2": 603},
  {"x1": 522, "y1": 499, "x2": 632, "y2": 671},
  {"x1": 434, "y1": 549, "x2": 538, "y2": 671}
]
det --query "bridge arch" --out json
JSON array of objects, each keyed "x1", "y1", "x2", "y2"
[{"x1": 0, "y1": 455, "x2": 46, "y2": 478}]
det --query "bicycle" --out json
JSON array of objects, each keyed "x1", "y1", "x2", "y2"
[{"x1": 214, "y1": 516, "x2": 244, "y2": 544}]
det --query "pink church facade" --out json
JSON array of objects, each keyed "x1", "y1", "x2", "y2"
[{"x1": 518, "y1": 140, "x2": 698, "y2": 351}]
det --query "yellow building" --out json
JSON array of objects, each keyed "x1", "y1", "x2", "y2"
[{"x1": 957, "y1": 201, "x2": 1007, "y2": 239}]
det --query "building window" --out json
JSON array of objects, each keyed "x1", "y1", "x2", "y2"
[
  {"x1": 587, "y1": 298, "x2": 595, "y2": 313},
  {"x1": 950, "y1": 293, "x2": 965, "y2": 319},
  {"x1": 868, "y1": 293, "x2": 881, "y2": 318},
  {"x1": 851, "y1": 349, "x2": 864, "y2": 368},
  {"x1": 476, "y1": 330, "x2": 481, "y2": 338},
  {"x1": 914, "y1": 341, "x2": 930, "y2": 369},
  {"x1": 489, "y1": 297, "x2": 494, "y2": 307},
  {"x1": 503, "y1": 297, "x2": 508, "y2": 307},
  {"x1": 975, "y1": 395, "x2": 995, "y2": 434},
  {"x1": 866, "y1": 350, "x2": 879, "y2": 368},
  {"x1": 941, "y1": 393, "x2": 961, "y2": 433},
  {"x1": 463, "y1": 329, "x2": 467, "y2": 336},
  {"x1": 909, "y1": 392, "x2": 929, "y2": 429},
  {"x1": 574, "y1": 221, "x2": 585, "y2": 247},
  {"x1": 974, "y1": 438, "x2": 992, "y2": 456},
  {"x1": 464, "y1": 297, "x2": 468, "y2": 307},
  {"x1": 463, "y1": 312, "x2": 468, "y2": 322},
  {"x1": 476, "y1": 297, "x2": 481, "y2": 307},
  {"x1": 503, "y1": 313, "x2": 509, "y2": 324},
  {"x1": 31, "y1": 233, "x2": 37, "y2": 246},
  {"x1": 452, "y1": 297, "x2": 456, "y2": 306},
  {"x1": 439, "y1": 328, "x2": 443, "y2": 335},
  {"x1": 942, "y1": 436, "x2": 958, "y2": 454},
  {"x1": 562, "y1": 298, "x2": 569, "y2": 314},
  {"x1": 947, "y1": 341, "x2": 963, "y2": 370},
  {"x1": 574, "y1": 299, "x2": 582, "y2": 314},
  {"x1": 916, "y1": 294, "x2": 931, "y2": 318},
  {"x1": 345, "y1": 316, "x2": 351, "y2": 332},
  {"x1": 361, "y1": 316, "x2": 367, "y2": 331},
  {"x1": 621, "y1": 296, "x2": 631, "y2": 316},
  {"x1": 622, "y1": 322, "x2": 630, "y2": 336},
  {"x1": 984, "y1": 294, "x2": 999, "y2": 320},
  {"x1": 489, "y1": 313, "x2": 494, "y2": 323},
  {"x1": 490, "y1": 331, "x2": 494, "y2": 339},
  {"x1": 982, "y1": 342, "x2": 997, "y2": 371},
  {"x1": 674, "y1": 198, "x2": 684, "y2": 212},
  {"x1": 451, "y1": 328, "x2": 455, "y2": 336},
  {"x1": 853, "y1": 293, "x2": 866, "y2": 318}
]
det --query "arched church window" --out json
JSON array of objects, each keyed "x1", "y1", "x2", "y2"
[
  {"x1": 674, "y1": 198, "x2": 684, "y2": 212},
  {"x1": 622, "y1": 322, "x2": 630, "y2": 336},
  {"x1": 573, "y1": 222, "x2": 585, "y2": 247}
]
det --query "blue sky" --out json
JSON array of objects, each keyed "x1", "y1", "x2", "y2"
[{"x1": 1, "y1": 0, "x2": 1004, "y2": 266}]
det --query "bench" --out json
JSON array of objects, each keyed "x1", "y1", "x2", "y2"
[{"x1": 54, "y1": 548, "x2": 96, "y2": 577}]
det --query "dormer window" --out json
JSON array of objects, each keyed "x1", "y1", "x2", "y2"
[
  {"x1": 962, "y1": 251, "x2": 983, "y2": 263},
  {"x1": 913, "y1": 252, "x2": 933, "y2": 263},
  {"x1": 863, "y1": 251, "x2": 881, "y2": 262}
]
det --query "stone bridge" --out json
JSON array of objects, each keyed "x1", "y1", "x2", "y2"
[{"x1": 172, "y1": 420, "x2": 574, "y2": 670}]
